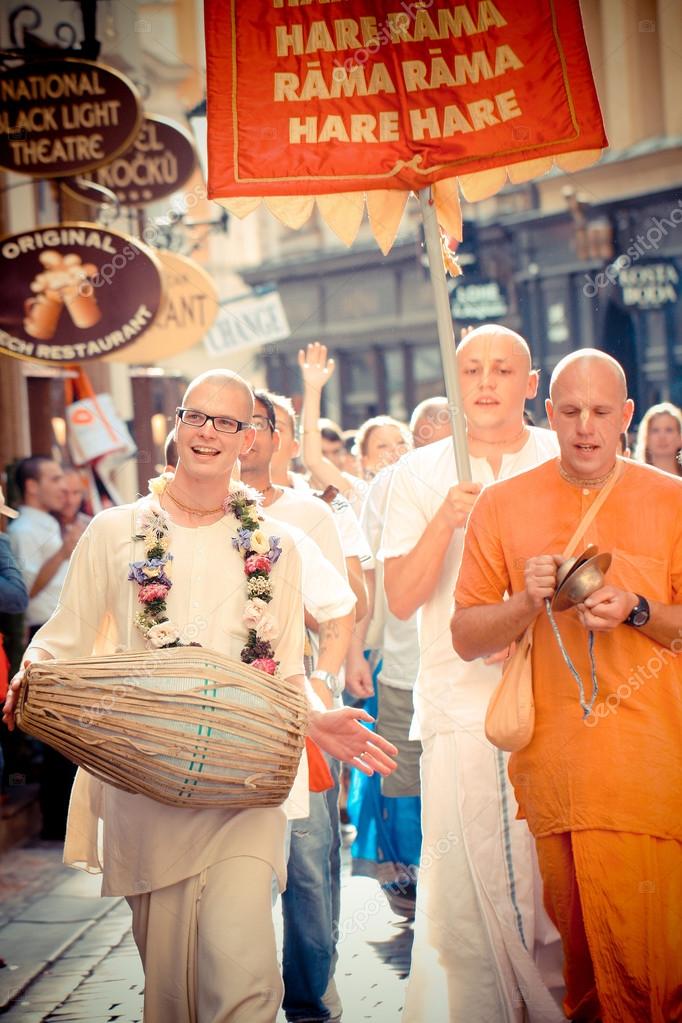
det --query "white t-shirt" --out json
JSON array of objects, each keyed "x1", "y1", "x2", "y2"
[
  {"x1": 283, "y1": 476, "x2": 373, "y2": 567},
  {"x1": 282, "y1": 522, "x2": 356, "y2": 622},
  {"x1": 379, "y1": 428, "x2": 559, "y2": 739},
  {"x1": 360, "y1": 467, "x2": 419, "y2": 691},
  {"x1": 329, "y1": 493, "x2": 373, "y2": 567},
  {"x1": 266, "y1": 488, "x2": 346, "y2": 577},
  {"x1": 9, "y1": 505, "x2": 68, "y2": 626}
]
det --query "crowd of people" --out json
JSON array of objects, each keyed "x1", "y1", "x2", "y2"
[{"x1": 1, "y1": 324, "x2": 681, "y2": 1023}]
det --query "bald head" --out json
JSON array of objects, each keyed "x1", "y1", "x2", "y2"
[
  {"x1": 410, "y1": 396, "x2": 450, "y2": 447},
  {"x1": 456, "y1": 324, "x2": 532, "y2": 371},
  {"x1": 549, "y1": 350, "x2": 628, "y2": 404},
  {"x1": 546, "y1": 348, "x2": 633, "y2": 481},
  {"x1": 183, "y1": 370, "x2": 254, "y2": 420}
]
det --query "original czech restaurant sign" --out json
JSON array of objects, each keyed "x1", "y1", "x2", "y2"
[
  {"x1": 0, "y1": 59, "x2": 142, "y2": 177},
  {"x1": 0, "y1": 223, "x2": 163, "y2": 363}
]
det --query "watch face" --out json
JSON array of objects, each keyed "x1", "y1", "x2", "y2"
[{"x1": 632, "y1": 609, "x2": 649, "y2": 627}]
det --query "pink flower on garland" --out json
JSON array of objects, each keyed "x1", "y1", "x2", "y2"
[
  {"x1": 244, "y1": 554, "x2": 272, "y2": 576},
  {"x1": 252, "y1": 657, "x2": 278, "y2": 675},
  {"x1": 138, "y1": 582, "x2": 171, "y2": 604}
]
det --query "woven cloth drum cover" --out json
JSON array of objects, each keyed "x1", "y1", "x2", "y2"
[{"x1": 17, "y1": 648, "x2": 308, "y2": 809}]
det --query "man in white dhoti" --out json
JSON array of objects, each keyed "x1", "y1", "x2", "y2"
[
  {"x1": 381, "y1": 326, "x2": 564, "y2": 1022},
  {"x1": 3, "y1": 369, "x2": 396, "y2": 1023}
]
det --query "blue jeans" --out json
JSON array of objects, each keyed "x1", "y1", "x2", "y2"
[{"x1": 282, "y1": 760, "x2": 341, "y2": 1023}]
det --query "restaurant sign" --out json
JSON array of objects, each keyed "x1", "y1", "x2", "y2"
[
  {"x1": 63, "y1": 115, "x2": 198, "y2": 207},
  {"x1": 618, "y1": 262, "x2": 679, "y2": 310},
  {"x1": 0, "y1": 222, "x2": 163, "y2": 364},
  {"x1": 0, "y1": 59, "x2": 142, "y2": 178},
  {"x1": 104, "y1": 250, "x2": 219, "y2": 363}
]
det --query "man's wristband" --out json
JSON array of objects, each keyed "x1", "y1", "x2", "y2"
[{"x1": 310, "y1": 669, "x2": 344, "y2": 698}]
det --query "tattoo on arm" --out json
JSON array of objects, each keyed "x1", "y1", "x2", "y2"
[{"x1": 318, "y1": 618, "x2": 340, "y2": 656}]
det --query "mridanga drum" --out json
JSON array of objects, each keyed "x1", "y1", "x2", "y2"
[{"x1": 16, "y1": 648, "x2": 308, "y2": 809}]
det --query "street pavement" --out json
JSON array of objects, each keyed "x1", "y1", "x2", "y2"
[{"x1": 0, "y1": 840, "x2": 413, "y2": 1022}]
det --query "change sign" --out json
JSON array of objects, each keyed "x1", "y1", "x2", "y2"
[
  {"x1": 64, "y1": 115, "x2": 198, "y2": 207},
  {"x1": 0, "y1": 59, "x2": 142, "y2": 178},
  {"x1": 204, "y1": 289, "x2": 291, "y2": 356},
  {"x1": 0, "y1": 222, "x2": 163, "y2": 364}
]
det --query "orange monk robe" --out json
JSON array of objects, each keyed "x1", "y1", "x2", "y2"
[{"x1": 455, "y1": 457, "x2": 682, "y2": 1023}]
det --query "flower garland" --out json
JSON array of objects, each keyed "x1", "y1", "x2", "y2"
[
  {"x1": 225, "y1": 486, "x2": 282, "y2": 675},
  {"x1": 128, "y1": 475, "x2": 282, "y2": 674}
]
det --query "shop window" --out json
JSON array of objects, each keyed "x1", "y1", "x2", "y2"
[
  {"x1": 412, "y1": 345, "x2": 446, "y2": 405},
  {"x1": 385, "y1": 349, "x2": 407, "y2": 421}
]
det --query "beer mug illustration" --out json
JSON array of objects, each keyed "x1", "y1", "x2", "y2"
[
  {"x1": 61, "y1": 253, "x2": 102, "y2": 329},
  {"x1": 23, "y1": 290, "x2": 63, "y2": 340},
  {"x1": 23, "y1": 251, "x2": 102, "y2": 337}
]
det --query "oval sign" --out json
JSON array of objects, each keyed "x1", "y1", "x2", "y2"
[
  {"x1": 64, "y1": 114, "x2": 198, "y2": 208},
  {"x1": 0, "y1": 222, "x2": 163, "y2": 364},
  {"x1": 104, "y1": 250, "x2": 219, "y2": 363},
  {"x1": 0, "y1": 59, "x2": 142, "y2": 178}
]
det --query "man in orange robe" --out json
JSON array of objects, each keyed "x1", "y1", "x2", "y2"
[{"x1": 452, "y1": 350, "x2": 682, "y2": 1023}]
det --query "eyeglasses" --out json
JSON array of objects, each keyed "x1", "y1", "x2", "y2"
[
  {"x1": 176, "y1": 407, "x2": 253, "y2": 434},
  {"x1": 251, "y1": 414, "x2": 275, "y2": 433}
]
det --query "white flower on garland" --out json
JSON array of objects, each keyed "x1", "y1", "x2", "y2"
[
  {"x1": 255, "y1": 612, "x2": 278, "y2": 642},
  {"x1": 136, "y1": 505, "x2": 170, "y2": 537},
  {"x1": 145, "y1": 530, "x2": 170, "y2": 552},
  {"x1": 147, "y1": 621, "x2": 181, "y2": 648},
  {"x1": 148, "y1": 472, "x2": 174, "y2": 496},
  {"x1": 243, "y1": 597, "x2": 268, "y2": 628},
  {"x1": 247, "y1": 576, "x2": 272, "y2": 599},
  {"x1": 250, "y1": 529, "x2": 270, "y2": 555}
]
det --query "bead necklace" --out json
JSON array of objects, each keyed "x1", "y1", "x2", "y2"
[
  {"x1": 558, "y1": 463, "x2": 617, "y2": 489},
  {"x1": 466, "y1": 425, "x2": 527, "y2": 446},
  {"x1": 166, "y1": 485, "x2": 223, "y2": 517}
]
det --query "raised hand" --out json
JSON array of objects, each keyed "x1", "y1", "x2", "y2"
[{"x1": 298, "y1": 342, "x2": 335, "y2": 393}]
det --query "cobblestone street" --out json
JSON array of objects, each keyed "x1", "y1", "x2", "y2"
[{"x1": 0, "y1": 841, "x2": 412, "y2": 1023}]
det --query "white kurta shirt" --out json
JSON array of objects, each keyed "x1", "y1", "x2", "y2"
[
  {"x1": 32, "y1": 494, "x2": 306, "y2": 896},
  {"x1": 379, "y1": 428, "x2": 559, "y2": 740}
]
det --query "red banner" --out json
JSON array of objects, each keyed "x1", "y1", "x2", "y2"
[{"x1": 206, "y1": 0, "x2": 607, "y2": 198}]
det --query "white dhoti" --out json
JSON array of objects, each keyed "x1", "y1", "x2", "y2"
[{"x1": 403, "y1": 730, "x2": 564, "y2": 1023}]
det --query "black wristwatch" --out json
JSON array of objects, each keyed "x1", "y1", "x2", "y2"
[{"x1": 624, "y1": 594, "x2": 650, "y2": 628}]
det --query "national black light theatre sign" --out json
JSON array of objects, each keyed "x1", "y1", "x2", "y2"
[{"x1": 0, "y1": 59, "x2": 142, "y2": 177}]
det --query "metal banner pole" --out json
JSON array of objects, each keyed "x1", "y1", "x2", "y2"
[{"x1": 418, "y1": 187, "x2": 472, "y2": 482}]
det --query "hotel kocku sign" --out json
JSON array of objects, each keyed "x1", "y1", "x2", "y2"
[
  {"x1": 0, "y1": 223, "x2": 163, "y2": 364},
  {"x1": 64, "y1": 115, "x2": 198, "y2": 207},
  {"x1": 0, "y1": 59, "x2": 142, "y2": 178}
]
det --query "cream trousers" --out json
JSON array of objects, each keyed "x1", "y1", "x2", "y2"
[{"x1": 127, "y1": 855, "x2": 282, "y2": 1023}]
